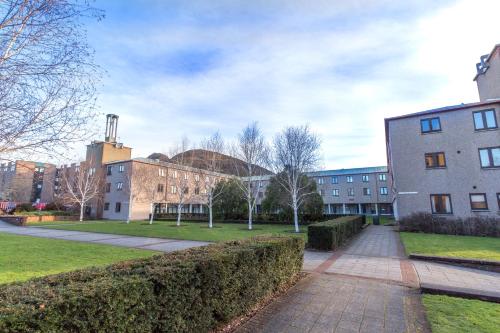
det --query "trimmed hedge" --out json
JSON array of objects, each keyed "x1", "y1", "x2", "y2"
[
  {"x1": 399, "y1": 212, "x2": 500, "y2": 237},
  {"x1": 0, "y1": 237, "x2": 304, "y2": 333},
  {"x1": 308, "y1": 215, "x2": 365, "y2": 250}
]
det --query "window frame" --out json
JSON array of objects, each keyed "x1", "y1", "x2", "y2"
[
  {"x1": 332, "y1": 189, "x2": 339, "y2": 197},
  {"x1": 118, "y1": 165, "x2": 125, "y2": 173},
  {"x1": 347, "y1": 188, "x2": 354, "y2": 196},
  {"x1": 346, "y1": 176, "x2": 353, "y2": 183},
  {"x1": 116, "y1": 182, "x2": 123, "y2": 191},
  {"x1": 331, "y1": 176, "x2": 338, "y2": 184},
  {"x1": 157, "y1": 183, "x2": 164, "y2": 193},
  {"x1": 469, "y1": 193, "x2": 488, "y2": 211},
  {"x1": 115, "y1": 202, "x2": 121, "y2": 213},
  {"x1": 430, "y1": 194, "x2": 453, "y2": 215},
  {"x1": 379, "y1": 174, "x2": 387, "y2": 181},
  {"x1": 420, "y1": 117, "x2": 442, "y2": 133},
  {"x1": 478, "y1": 146, "x2": 500, "y2": 168},
  {"x1": 105, "y1": 183, "x2": 111, "y2": 193},
  {"x1": 473, "y1": 109, "x2": 498, "y2": 130},
  {"x1": 106, "y1": 165, "x2": 112, "y2": 176},
  {"x1": 104, "y1": 202, "x2": 110, "y2": 211},
  {"x1": 362, "y1": 175, "x2": 369, "y2": 182},
  {"x1": 380, "y1": 187, "x2": 388, "y2": 195},
  {"x1": 363, "y1": 188, "x2": 371, "y2": 196},
  {"x1": 425, "y1": 152, "x2": 447, "y2": 169}
]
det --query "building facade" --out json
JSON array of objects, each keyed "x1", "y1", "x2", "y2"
[{"x1": 387, "y1": 45, "x2": 500, "y2": 220}]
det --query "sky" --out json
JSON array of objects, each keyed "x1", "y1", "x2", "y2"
[{"x1": 80, "y1": 0, "x2": 500, "y2": 170}]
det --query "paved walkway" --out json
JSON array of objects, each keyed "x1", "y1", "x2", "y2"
[
  {"x1": 0, "y1": 220, "x2": 209, "y2": 252},
  {"x1": 237, "y1": 226, "x2": 429, "y2": 333}
]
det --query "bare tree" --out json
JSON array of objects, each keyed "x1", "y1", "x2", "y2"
[
  {"x1": 270, "y1": 126, "x2": 320, "y2": 233},
  {"x1": 169, "y1": 138, "x2": 194, "y2": 226},
  {"x1": 231, "y1": 123, "x2": 269, "y2": 230},
  {"x1": 199, "y1": 132, "x2": 227, "y2": 228},
  {"x1": 59, "y1": 159, "x2": 101, "y2": 222},
  {"x1": 0, "y1": 0, "x2": 103, "y2": 162}
]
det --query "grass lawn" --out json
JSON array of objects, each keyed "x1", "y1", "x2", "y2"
[
  {"x1": 31, "y1": 220, "x2": 308, "y2": 242},
  {"x1": 366, "y1": 215, "x2": 395, "y2": 225},
  {"x1": 0, "y1": 232, "x2": 156, "y2": 285},
  {"x1": 423, "y1": 294, "x2": 500, "y2": 333},
  {"x1": 400, "y1": 232, "x2": 500, "y2": 261}
]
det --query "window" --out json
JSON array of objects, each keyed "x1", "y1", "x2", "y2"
[
  {"x1": 159, "y1": 168, "x2": 166, "y2": 177},
  {"x1": 195, "y1": 174, "x2": 200, "y2": 182},
  {"x1": 380, "y1": 187, "x2": 388, "y2": 195},
  {"x1": 116, "y1": 182, "x2": 123, "y2": 191},
  {"x1": 473, "y1": 109, "x2": 497, "y2": 130},
  {"x1": 157, "y1": 184, "x2": 164, "y2": 193},
  {"x1": 170, "y1": 185, "x2": 176, "y2": 194},
  {"x1": 184, "y1": 173, "x2": 188, "y2": 180},
  {"x1": 107, "y1": 166, "x2": 112, "y2": 176},
  {"x1": 497, "y1": 193, "x2": 500, "y2": 209},
  {"x1": 331, "y1": 176, "x2": 338, "y2": 184},
  {"x1": 319, "y1": 189, "x2": 323, "y2": 196},
  {"x1": 363, "y1": 188, "x2": 371, "y2": 196},
  {"x1": 425, "y1": 152, "x2": 446, "y2": 168},
  {"x1": 362, "y1": 175, "x2": 369, "y2": 182},
  {"x1": 470, "y1": 193, "x2": 488, "y2": 211},
  {"x1": 332, "y1": 189, "x2": 339, "y2": 196},
  {"x1": 479, "y1": 147, "x2": 500, "y2": 168},
  {"x1": 118, "y1": 165, "x2": 125, "y2": 173},
  {"x1": 195, "y1": 187, "x2": 200, "y2": 195},
  {"x1": 89, "y1": 167, "x2": 95, "y2": 176},
  {"x1": 430, "y1": 194, "x2": 452, "y2": 214},
  {"x1": 317, "y1": 177, "x2": 324, "y2": 185},
  {"x1": 346, "y1": 176, "x2": 353, "y2": 183},
  {"x1": 115, "y1": 202, "x2": 121, "y2": 213},
  {"x1": 347, "y1": 188, "x2": 354, "y2": 196},
  {"x1": 104, "y1": 202, "x2": 110, "y2": 211},
  {"x1": 183, "y1": 187, "x2": 189, "y2": 194},
  {"x1": 420, "y1": 117, "x2": 441, "y2": 133},
  {"x1": 171, "y1": 170, "x2": 178, "y2": 178},
  {"x1": 105, "y1": 183, "x2": 111, "y2": 193},
  {"x1": 379, "y1": 174, "x2": 386, "y2": 181}
]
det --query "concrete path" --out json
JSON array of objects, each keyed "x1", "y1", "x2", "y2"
[
  {"x1": 237, "y1": 226, "x2": 429, "y2": 333},
  {"x1": 0, "y1": 220, "x2": 209, "y2": 252}
]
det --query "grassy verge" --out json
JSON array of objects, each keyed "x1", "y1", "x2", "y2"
[
  {"x1": 400, "y1": 232, "x2": 500, "y2": 261},
  {"x1": 31, "y1": 220, "x2": 307, "y2": 242},
  {"x1": 423, "y1": 294, "x2": 500, "y2": 333},
  {"x1": 0, "y1": 232, "x2": 156, "y2": 284}
]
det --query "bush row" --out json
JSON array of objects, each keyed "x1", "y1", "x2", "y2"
[
  {"x1": 154, "y1": 212, "x2": 354, "y2": 225},
  {"x1": 0, "y1": 237, "x2": 304, "y2": 333},
  {"x1": 399, "y1": 212, "x2": 500, "y2": 237},
  {"x1": 307, "y1": 215, "x2": 365, "y2": 250}
]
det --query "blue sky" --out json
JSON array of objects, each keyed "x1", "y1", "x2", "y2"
[{"x1": 81, "y1": 0, "x2": 499, "y2": 169}]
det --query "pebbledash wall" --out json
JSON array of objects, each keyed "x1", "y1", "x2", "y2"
[{"x1": 386, "y1": 44, "x2": 500, "y2": 220}]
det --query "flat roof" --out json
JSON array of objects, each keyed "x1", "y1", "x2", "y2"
[{"x1": 307, "y1": 166, "x2": 388, "y2": 177}]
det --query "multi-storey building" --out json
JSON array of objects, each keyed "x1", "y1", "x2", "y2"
[
  {"x1": 386, "y1": 44, "x2": 500, "y2": 220},
  {"x1": 0, "y1": 160, "x2": 56, "y2": 203}
]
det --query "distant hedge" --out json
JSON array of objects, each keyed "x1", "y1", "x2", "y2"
[
  {"x1": 0, "y1": 237, "x2": 304, "y2": 333},
  {"x1": 308, "y1": 215, "x2": 365, "y2": 250},
  {"x1": 399, "y1": 212, "x2": 500, "y2": 237}
]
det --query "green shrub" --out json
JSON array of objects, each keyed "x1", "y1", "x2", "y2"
[
  {"x1": 308, "y1": 215, "x2": 365, "y2": 250},
  {"x1": 0, "y1": 237, "x2": 304, "y2": 333}
]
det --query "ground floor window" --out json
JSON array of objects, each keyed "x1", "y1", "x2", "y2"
[
  {"x1": 430, "y1": 194, "x2": 452, "y2": 214},
  {"x1": 104, "y1": 202, "x2": 109, "y2": 211},
  {"x1": 115, "y1": 202, "x2": 121, "y2": 213},
  {"x1": 498, "y1": 193, "x2": 500, "y2": 209},
  {"x1": 470, "y1": 193, "x2": 488, "y2": 211}
]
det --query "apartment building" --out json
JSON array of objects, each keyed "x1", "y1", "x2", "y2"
[
  {"x1": 102, "y1": 158, "x2": 232, "y2": 220},
  {"x1": 386, "y1": 45, "x2": 500, "y2": 220},
  {"x1": 0, "y1": 160, "x2": 56, "y2": 203},
  {"x1": 308, "y1": 167, "x2": 393, "y2": 215}
]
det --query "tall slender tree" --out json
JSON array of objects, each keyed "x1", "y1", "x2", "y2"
[{"x1": 269, "y1": 126, "x2": 321, "y2": 232}]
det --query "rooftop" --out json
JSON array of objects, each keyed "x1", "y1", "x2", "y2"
[{"x1": 307, "y1": 166, "x2": 388, "y2": 177}]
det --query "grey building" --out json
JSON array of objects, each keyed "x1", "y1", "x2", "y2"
[
  {"x1": 386, "y1": 45, "x2": 500, "y2": 220},
  {"x1": 308, "y1": 167, "x2": 393, "y2": 215}
]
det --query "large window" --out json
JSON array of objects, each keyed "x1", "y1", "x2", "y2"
[
  {"x1": 473, "y1": 109, "x2": 497, "y2": 130},
  {"x1": 346, "y1": 176, "x2": 353, "y2": 183},
  {"x1": 363, "y1": 188, "x2": 371, "y2": 196},
  {"x1": 331, "y1": 176, "x2": 338, "y2": 184},
  {"x1": 332, "y1": 189, "x2": 339, "y2": 196},
  {"x1": 362, "y1": 175, "x2": 369, "y2": 182},
  {"x1": 421, "y1": 117, "x2": 441, "y2": 133},
  {"x1": 469, "y1": 193, "x2": 488, "y2": 211},
  {"x1": 425, "y1": 152, "x2": 446, "y2": 168},
  {"x1": 430, "y1": 194, "x2": 452, "y2": 214},
  {"x1": 479, "y1": 147, "x2": 500, "y2": 168},
  {"x1": 380, "y1": 187, "x2": 388, "y2": 195},
  {"x1": 347, "y1": 188, "x2": 354, "y2": 196}
]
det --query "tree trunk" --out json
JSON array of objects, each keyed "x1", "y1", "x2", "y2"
[
  {"x1": 208, "y1": 196, "x2": 213, "y2": 228},
  {"x1": 79, "y1": 203, "x2": 84, "y2": 222},
  {"x1": 177, "y1": 204, "x2": 182, "y2": 226},
  {"x1": 248, "y1": 201, "x2": 253, "y2": 230},
  {"x1": 293, "y1": 195, "x2": 299, "y2": 233},
  {"x1": 149, "y1": 203, "x2": 154, "y2": 224}
]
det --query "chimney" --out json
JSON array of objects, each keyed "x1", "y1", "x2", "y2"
[{"x1": 105, "y1": 114, "x2": 119, "y2": 143}]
